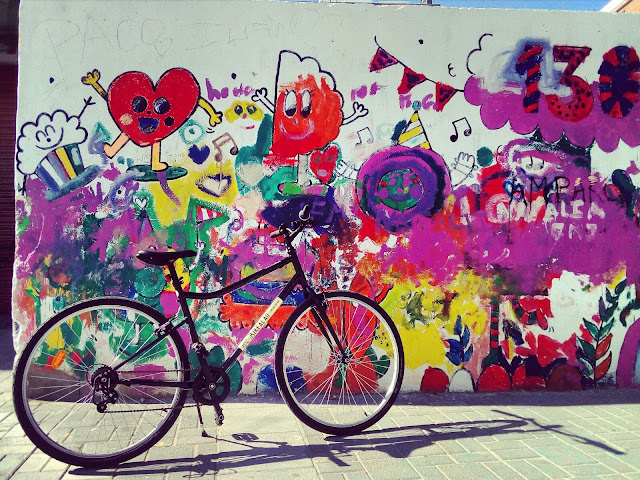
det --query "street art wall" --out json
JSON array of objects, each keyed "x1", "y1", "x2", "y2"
[{"x1": 13, "y1": 0, "x2": 640, "y2": 394}]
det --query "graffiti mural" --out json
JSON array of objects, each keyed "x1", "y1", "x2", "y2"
[{"x1": 13, "y1": 0, "x2": 640, "y2": 394}]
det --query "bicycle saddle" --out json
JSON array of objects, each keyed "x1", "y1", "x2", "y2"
[{"x1": 137, "y1": 250, "x2": 197, "y2": 266}]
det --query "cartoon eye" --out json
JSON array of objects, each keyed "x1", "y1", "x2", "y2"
[
  {"x1": 183, "y1": 123, "x2": 205, "y2": 143},
  {"x1": 35, "y1": 130, "x2": 46, "y2": 142},
  {"x1": 132, "y1": 96, "x2": 148, "y2": 113},
  {"x1": 45, "y1": 125, "x2": 56, "y2": 136},
  {"x1": 284, "y1": 90, "x2": 297, "y2": 117},
  {"x1": 234, "y1": 104, "x2": 244, "y2": 116},
  {"x1": 154, "y1": 97, "x2": 170, "y2": 115},
  {"x1": 300, "y1": 90, "x2": 312, "y2": 118},
  {"x1": 247, "y1": 104, "x2": 257, "y2": 115}
]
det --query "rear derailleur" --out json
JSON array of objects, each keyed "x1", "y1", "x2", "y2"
[{"x1": 90, "y1": 366, "x2": 119, "y2": 413}]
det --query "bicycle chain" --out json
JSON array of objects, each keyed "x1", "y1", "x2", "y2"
[{"x1": 97, "y1": 368, "x2": 204, "y2": 414}]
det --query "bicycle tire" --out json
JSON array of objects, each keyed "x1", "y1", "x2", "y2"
[
  {"x1": 275, "y1": 291, "x2": 404, "y2": 435},
  {"x1": 13, "y1": 298, "x2": 189, "y2": 467}
]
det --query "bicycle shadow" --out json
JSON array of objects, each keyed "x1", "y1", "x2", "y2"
[{"x1": 67, "y1": 409, "x2": 625, "y2": 478}]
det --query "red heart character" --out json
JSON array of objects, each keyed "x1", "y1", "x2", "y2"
[
  {"x1": 309, "y1": 144, "x2": 338, "y2": 184},
  {"x1": 107, "y1": 68, "x2": 200, "y2": 147}
]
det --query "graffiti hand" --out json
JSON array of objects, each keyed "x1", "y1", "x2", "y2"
[
  {"x1": 84, "y1": 96, "x2": 96, "y2": 107},
  {"x1": 210, "y1": 110, "x2": 223, "y2": 127},
  {"x1": 352, "y1": 102, "x2": 369, "y2": 119},
  {"x1": 81, "y1": 69, "x2": 101, "y2": 86},
  {"x1": 81, "y1": 69, "x2": 107, "y2": 100},
  {"x1": 251, "y1": 87, "x2": 268, "y2": 103}
]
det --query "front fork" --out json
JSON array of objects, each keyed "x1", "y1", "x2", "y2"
[{"x1": 306, "y1": 288, "x2": 348, "y2": 360}]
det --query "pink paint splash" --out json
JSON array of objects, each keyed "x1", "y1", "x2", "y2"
[{"x1": 465, "y1": 76, "x2": 640, "y2": 153}]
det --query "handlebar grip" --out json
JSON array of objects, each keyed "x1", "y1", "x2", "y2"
[{"x1": 299, "y1": 204, "x2": 311, "y2": 222}]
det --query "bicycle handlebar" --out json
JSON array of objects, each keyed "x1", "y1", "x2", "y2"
[{"x1": 270, "y1": 205, "x2": 313, "y2": 240}]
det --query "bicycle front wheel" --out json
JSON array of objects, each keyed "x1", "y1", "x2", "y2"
[
  {"x1": 13, "y1": 298, "x2": 189, "y2": 467},
  {"x1": 275, "y1": 291, "x2": 404, "y2": 435}
]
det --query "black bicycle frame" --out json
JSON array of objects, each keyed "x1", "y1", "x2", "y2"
[{"x1": 116, "y1": 229, "x2": 344, "y2": 390}]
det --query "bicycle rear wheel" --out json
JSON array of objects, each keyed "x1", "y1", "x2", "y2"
[
  {"x1": 13, "y1": 298, "x2": 189, "y2": 467},
  {"x1": 275, "y1": 291, "x2": 404, "y2": 435}
]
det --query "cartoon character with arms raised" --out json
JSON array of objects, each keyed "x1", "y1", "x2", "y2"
[
  {"x1": 252, "y1": 50, "x2": 368, "y2": 186},
  {"x1": 82, "y1": 68, "x2": 222, "y2": 173}
]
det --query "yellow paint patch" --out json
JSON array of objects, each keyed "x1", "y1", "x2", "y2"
[
  {"x1": 398, "y1": 323, "x2": 446, "y2": 370},
  {"x1": 446, "y1": 270, "x2": 492, "y2": 337},
  {"x1": 607, "y1": 268, "x2": 626, "y2": 290},
  {"x1": 163, "y1": 255, "x2": 191, "y2": 292},
  {"x1": 45, "y1": 327, "x2": 65, "y2": 350},
  {"x1": 149, "y1": 155, "x2": 239, "y2": 227}
]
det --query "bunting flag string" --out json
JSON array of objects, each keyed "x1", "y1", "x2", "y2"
[{"x1": 369, "y1": 42, "x2": 461, "y2": 111}]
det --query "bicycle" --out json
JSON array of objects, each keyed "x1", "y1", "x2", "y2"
[{"x1": 12, "y1": 205, "x2": 404, "y2": 467}]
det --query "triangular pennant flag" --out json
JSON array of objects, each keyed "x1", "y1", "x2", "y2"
[
  {"x1": 398, "y1": 67, "x2": 427, "y2": 94},
  {"x1": 369, "y1": 47, "x2": 399, "y2": 72},
  {"x1": 435, "y1": 82, "x2": 457, "y2": 112}
]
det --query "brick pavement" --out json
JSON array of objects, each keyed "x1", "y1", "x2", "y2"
[{"x1": 1, "y1": 328, "x2": 639, "y2": 480}]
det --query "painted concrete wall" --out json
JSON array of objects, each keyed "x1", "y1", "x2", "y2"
[{"x1": 13, "y1": 0, "x2": 640, "y2": 394}]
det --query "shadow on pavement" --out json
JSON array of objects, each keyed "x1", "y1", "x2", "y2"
[{"x1": 67, "y1": 410, "x2": 626, "y2": 478}]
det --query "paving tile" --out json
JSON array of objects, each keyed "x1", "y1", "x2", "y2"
[
  {"x1": 592, "y1": 453, "x2": 640, "y2": 474},
  {"x1": 481, "y1": 440, "x2": 526, "y2": 452},
  {"x1": 437, "y1": 462, "x2": 500, "y2": 480},
  {"x1": 492, "y1": 448, "x2": 540, "y2": 461},
  {"x1": 344, "y1": 473, "x2": 372, "y2": 480},
  {"x1": 502, "y1": 459, "x2": 551, "y2": 480},
  {"x1": 9, "y1": 472, "x2": 65, "y2": 480},
  {"x1": 569, "y1": 463, "x2": 617, "y2": 476},
  {"x1": 0, "y1": 454, "x2": 27, "y2": 476},
  {"x1": 360, "y1": 458, "x2": 421, "y2": 480},
  {"x1": 313, "y1": 457, "x2": 367, "y2": 475},
  {"x1": 531, "y1": 445, "x2": 599, "y2": 466},
  {"x1": 481, "y1": 461, "x2": 526, "y2": 480},
  {"x1": 449, "y1": 451, "x2": 496, "y2": 464},
  {"x1": 319, "y1": 474, "x2": 347, "y2": 480},
  {"x1": 393, "y1": 440, "x2": 447, "y2": 458},
  {"x1": 525, "y1": 458, "x2": 572, "y2": 479},
  {"x1": 13, "y1": 452, "x2": 50, "y2": 472},
  {"x1": 407, "y1": 455, "x2": 456, "y2": 467},
  {"x1": 410, "y1": 465, "x2": 448, "y2": 479},
  {"x1": 431, "y1": 439, "x2": 466, "y2": 454},
  {"x1": 42, "y1": 457, "x2": 70, "y2": 472},
  {"x1": 454, "y1": 437, "x2": 486, "y2": 453}
]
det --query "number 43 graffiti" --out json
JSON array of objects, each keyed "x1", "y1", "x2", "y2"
[{"x1": 516, "y1": 44, "x2": 640, "y2": 121}]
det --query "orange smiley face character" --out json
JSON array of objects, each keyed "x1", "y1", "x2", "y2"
[
  {"x1": 271, "y1": 75, "x2": 343, "y2": 157},
  {"x1": 251, "y1": 50, "x2": 368, "y2": 162}
]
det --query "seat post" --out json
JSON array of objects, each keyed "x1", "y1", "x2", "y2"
[{"x1": 166, "y1": 262, "x2": 192, "y2": 316}]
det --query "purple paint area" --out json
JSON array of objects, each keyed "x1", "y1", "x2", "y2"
[
  {"x1": 459, "y1": 180, "x2": 640, "y2": 293},
  {"x1": 15, "y1": 167, "x2": 153, "y2": 299},
  {"x1": 465, "y1": 76, "x2": 640, "y2": 153},
  {"x1": 357, "y1": 146, "x2": 450, "y2": 232}
]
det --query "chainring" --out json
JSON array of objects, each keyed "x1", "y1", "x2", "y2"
[{"x1": 193, "y1": 368, "x2": 231, "y2": 405}]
